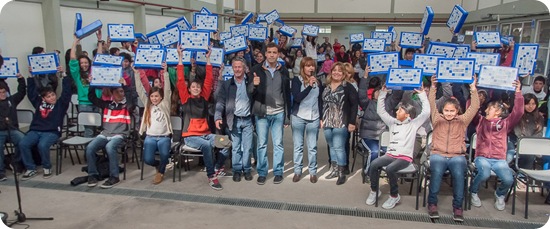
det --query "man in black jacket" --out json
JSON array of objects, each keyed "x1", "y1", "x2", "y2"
[
  {"x1": 251, "y1": 43, "x2": 291, "y2": 185},
  {"x1": 0, "y1": 55, "x2": 26, "y2": 181},
  {"x1": 215, "y1": 57, "x2": 255, "y2": 182}
]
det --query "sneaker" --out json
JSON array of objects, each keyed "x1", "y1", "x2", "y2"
[
  {"x1": 232, "y1": 172, "x2": 242, "y2": 182},
  {"x1": 100, "y1": 177, "x2": 120, "y2": 189},
  {"x1": 244, "y1": 172, "x2": 253, "y2": 181},
  {"x1": 365, "y1": 191, "x2": 381, "y2": 206},
  {"x1": 273, "y1": 175, "x2": 284, "y2": 184},
  {"x1": 43, "y1": 168, "x2": 53, "y2": 179},
  {"x1": 427, "y1": 204, "x2": 439, "y2": 219},
  {"x1": 382, "y1": 194, "x2": 401, "y2": 209},
  {"x1": 257, "y1": 176, "x2": 266, "y2": 185},
  {"x1": 470, "y1": 193, "x2": 482, "y2": 207},
  {"x1": 453, "y1": 207, "x2": 464, "y2": 222},
  {"x1": 152, "y1": 172, "x2": 164, "y2": 185},
  {"x1": 494, "y1": 191, "x2": 505, "y2": 211},
  {"x1": 21, "y1": 170, "x2": 37, "y2": 181},
  {"x1": 0, "y1": 174, "x2": 7, "y2": 182},
  {"x1": 215, "y1": 167, "x2": 226, "y2": 177},
  {"x1": 209, "y1": 176, "x2": 223, "y2": 190},
  {"x1": 87, "y1": 176, "x2": 98, "y2": 187}
]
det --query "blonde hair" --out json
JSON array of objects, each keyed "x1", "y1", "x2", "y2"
[
  {"x1": 343, "y1": 62, "x2": 355, "y2": 84},
  {"x1": 300, "y1": 57, "x2": 316, "y2": 86},
  {"x1": 326, "y1": 62, "x2": 345, "y2": 85}
]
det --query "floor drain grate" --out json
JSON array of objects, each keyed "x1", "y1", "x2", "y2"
[{"x1": 1, "y1": 180, "x2": 544, "y2": 229}]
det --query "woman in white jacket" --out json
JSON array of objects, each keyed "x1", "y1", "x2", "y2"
[
  {"x1": 365, "y1": 86, "x2": 430, "y2": 209},
  {"x1": 135, "y1": 63, "x2": 172, "y2": 185}
]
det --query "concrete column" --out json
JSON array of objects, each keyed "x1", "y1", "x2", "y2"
[
  {"x1": 314, "y1": 0, "x2": 318, "y2": 13},
  {"x1": 183, "y1": 0, "x2": 192, "y2": 23},
  {"x1": 41, "y1": 0, "x2": 64, "y2": 62},
  {"x1": 216, "y1": 0, "x2": 224, "y2": 31},
  {"x1": 255, "y1": 0, "x2": 260, "y2": 12},
  {"x1": 134, "y1": 5, "x2": 146, "y2": 34}
]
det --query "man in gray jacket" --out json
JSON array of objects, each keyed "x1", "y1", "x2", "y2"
[{"x1": 215, "y1": 57, "x2": 255, "y2": 182}]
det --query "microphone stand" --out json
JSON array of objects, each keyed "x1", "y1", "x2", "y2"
[{"x1": 4, "y1": 118, "x2": 53, "y2": 226}]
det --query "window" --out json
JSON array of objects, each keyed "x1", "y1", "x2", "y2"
[{"x1": 319, "y1": 26, "x2": 331, "y2": 34}]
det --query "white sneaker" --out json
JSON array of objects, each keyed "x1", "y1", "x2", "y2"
[
  {"x1": 382, "y1": 194, "x2": 401, "y2": 209},
  {"x1": 365, "y1": 191, "x2": 381, "y2": 206},
  {"x1": 471, "y1": 193, "x2": 482, "y2": 207},
  {"x1": 494, "y1": 191, "x2": 505, "y2": 211},
  {"x1": 43, "y1": 168, "x2": 52, "y2": 179}
]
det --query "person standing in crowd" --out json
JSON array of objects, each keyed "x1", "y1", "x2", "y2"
[
  {"x1": 291, "y1": 57, "x2": 324, "y2": 183},
  {"x1": 470, "y1": 80, "x2": 523, "y2": 211},
  {"x1": 322, "y1": 62, "x2": 358, "y2": 185},
  {"x1": 215, "y1": 57, "x2": 255, "y2": 182},
  {"x1": 251, "y1": 42, "x2": 291, "y2": 185},
  {"x1": 291, "y1": 50, "x2": 304, "y2": 79},
  {"x1": 334, "y1": 46, "x2": 351, "y2": 63},
  {"x1": 521, "y1": 75, "x2": 546, "y2": 101},
  {"x1": 303, "y1": 35, "x2": 318, "y2": 62}
]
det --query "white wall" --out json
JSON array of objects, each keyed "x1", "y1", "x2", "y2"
[
  {"x1": 146, "y1": 15, "x2": 178, "y2": 33},
  {"x1": 0, "y1": 1, "x2": 46, "y2": 109},
  {"x1": 477, "y1": 0, "x2": 502, "y2": 10},
  {"x1": 260, "y1": 0, "x2": 315, "y2": 13},
  {"x1": 318, "y1": 0, "x2": 391, "y2": 13},
  {"x1": 60, "y1": 7, "x2": 134, "y2": 56},
  {"x1": 394, "y1": 0, "x2": 462, "y2": 14},
  {"x1": 244, "y1": 0, "x2": 256, "y2": 12},
  {"x1": 462, "y1": 0, "x2": 478, "y2": 11}
]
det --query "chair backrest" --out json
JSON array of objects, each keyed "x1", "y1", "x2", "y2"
[
  {"x1": 517, "y1": 137, "x2": 550, "y2": 157},
  {"x1": 17, "y1": 109, "x2": 34, "y2": 124},
  {"x1": 543, "y1": 127, "x2": 547, "y2": 138},
  {"x1": 171, "y1": 116, "x2": 183, "y2": 142},
  {"x1": 71, "y1": 94, "x2": 79, "y2": 105},
  {"x1": 78, "y1": 112, "x2": 102, "y2": 127},
  {"x1": 468, "y1": 133, "x2": 477, "y2": 162},
  {"x1": 379, "y1": 131, "x2": 390, "y2": 148}
]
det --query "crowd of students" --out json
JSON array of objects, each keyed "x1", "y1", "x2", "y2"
[{"x1": 0, "y1": 23, "x2": 549, "y2": 222}]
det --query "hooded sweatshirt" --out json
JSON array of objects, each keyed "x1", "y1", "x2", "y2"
[{"x1": 27, "y1": 76, "x2": 72, "y2": 135}]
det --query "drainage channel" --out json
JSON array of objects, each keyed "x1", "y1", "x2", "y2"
[{"x1": 2, "y1": 180, "x2": 544, "y2": 229}]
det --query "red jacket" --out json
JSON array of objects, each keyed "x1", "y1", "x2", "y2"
[{"x1": 475, "y1": 92, "x2": 524, "y2": 160}]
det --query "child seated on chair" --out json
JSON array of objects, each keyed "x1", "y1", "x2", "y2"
[
  {"x1": 85, "y1": 78, "x2": 135, "y2": 189},
  {"x1": 365, "y1": 85, "x2": 430, "y2": 209},
  {"x1": 176, "y1": 45, "x2": 228, "y2": 191},
  {"x1": 427, "y1": 75, "x2": 479, "y2": 222},
  {"x1": 0, "y1": 55, "x2": 27, "y2": 181},
  {"x1": 470, "y1": 80, "x2": 523, "y2": 211},
  {"x1": 20, "y1": 71, "x2": 72, "y2": 181}
]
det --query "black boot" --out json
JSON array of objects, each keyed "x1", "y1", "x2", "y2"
[
  {"x1": 545, "y1": 192, "x2": 550, "y2": 205},
  {"x1": 343, "y1": 165, "x2": 350, "y2": 175},
  {"x1": 325, "y1": 162, "x2": 338, "y2": 179},
  {"x1": 336, "y1": 166, "x2": 347, "y2": 185}
]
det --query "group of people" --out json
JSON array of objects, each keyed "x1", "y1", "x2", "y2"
[{"x1": 0, "y1": 22, "x2": 549, "y2": 223}]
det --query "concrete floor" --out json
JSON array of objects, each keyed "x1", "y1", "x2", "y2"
[{"x1": 0, "y1": 128, "x2": 549, "y2": 229}]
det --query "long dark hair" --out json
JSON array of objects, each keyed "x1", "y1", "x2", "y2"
[
  {"x1": 143, "y1": 87, "x2": 164, "y2": 127},
  {"x1": 78, "y1": 55, "x2": 92, "y2": 85},
  {"x1": 518, "y1": 93, "x2": 544, "y2": 136}
]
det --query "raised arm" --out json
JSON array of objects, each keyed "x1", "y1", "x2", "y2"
[
  {"x1": 411, "y1": 90, "x2": 431, "y2": 126},
  {"x1": 461, "y1": 79, "x2": 480, "y2": 125},
  {"x1": 428, "y1": 76, "x2": 439, "y2": 124},
  {"x1": 358, "y1": 76, "x2": 370, "y2": 110},
  {"x1": 70, "y1": 36, "x2": 79, "y2": 60},
  {"x1": 504, "y1": 80, "x2": 525, "y2": 128},
  {"x1": 59, "y1": 76, "x2": 74, "y2": 111},
  {"x1": 161, "y1": 63, "x2": 172, "y2": 108},
  {"x1": 133, "y1": 68, "x2": 148, "y2": 107},
  {"x1": 377, "y1": 88, "x2": 396, "y2": 126},
  {"x1": 26, "y1": 77, "x2": 40, "y2": 109},
  {"x1": 11, "y1": 75, "x2": 27, "y2": 106},
  {"x1": 176, "y1": 46, "x2": 190, "y2": 104},
  {"x1": 201, "y1": 50, "x2": 214, "y2": 100}
]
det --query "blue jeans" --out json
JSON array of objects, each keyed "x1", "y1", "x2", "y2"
[
  {"x1": 79, "y1": 104, "x2": 99, "y2": 137},
  {"x1": 184, "y1": 134, "x2": 228, "y2": 178},
  {"x1": 362, "y1": 138, "x2": 385, "y2": 172},
  {"x1": 0, "y1": 130, "x2": 25, "y2": 174},
  {"x1": 324, "y1": 127, "x2": 348, "y2": 166},
  {"x1": 470, "y1": 156, "x2": 514, "y2": 197},
  {"x1": 230, "y1": 116, "x2": 254, "y2": 174},
  {"x1": 86, "y1": 135, "x2": 124, "y2": 178},
  {"x1": 143, "y1": 136, "x2": 171, "y2": 174},
  {"x1": 428, "y1": 154, "x2": 467, "y2": 208},
  {"x1": 291, "y1": 115, "x2": 319, "y2": 175},
  {"x1": 255, "y1": 112, "x2": 284, "y2": 177},
  {"x1": 368, "y1": 154, "x2": 410, "y2": 196},
  {"x1": 20, "y1": 131, "x2": 59, "y2": 170}
]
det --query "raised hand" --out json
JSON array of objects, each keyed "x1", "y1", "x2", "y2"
[
  {"x1": 253, "y1": 72, "x2": 260, "y2": 86},
  {"x1": 470, "y1": 74, "x2": 477, "y2": 90},
  {"x1": 513, "y1": 79, "x2": 521, "y2": 93}
]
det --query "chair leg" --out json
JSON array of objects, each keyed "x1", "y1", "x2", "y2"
[
  {"x1": 512, "y1": 179, "x2": 516, "y2": 215},
  {"x1": 68, "y1": 146, "x2": 75, "y2": 166},
  {"x1": 422, "y1": 172, "x2": 428, "y2": 208},
  {"x1": 463, "y1": 175, "x2": 469, "y2": 211},
  {"x1": 55, "y1": 145, "x2": 61, "y2": 175},
  {"x1": 415, "y1": 173, "x2": 420, "y2": 210},
  {"x1": 375, "y1": 170, "x2": 380, "y2": 207},
  {"x1": 524, "y1": 177, "x2": 529, "y2": 219},
  {"x1": 140, "y1": 150, "x2": 145, "y2": 180},
  {"x1": 75, "y1": 146, "x2": 82, "y2": 164}
]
